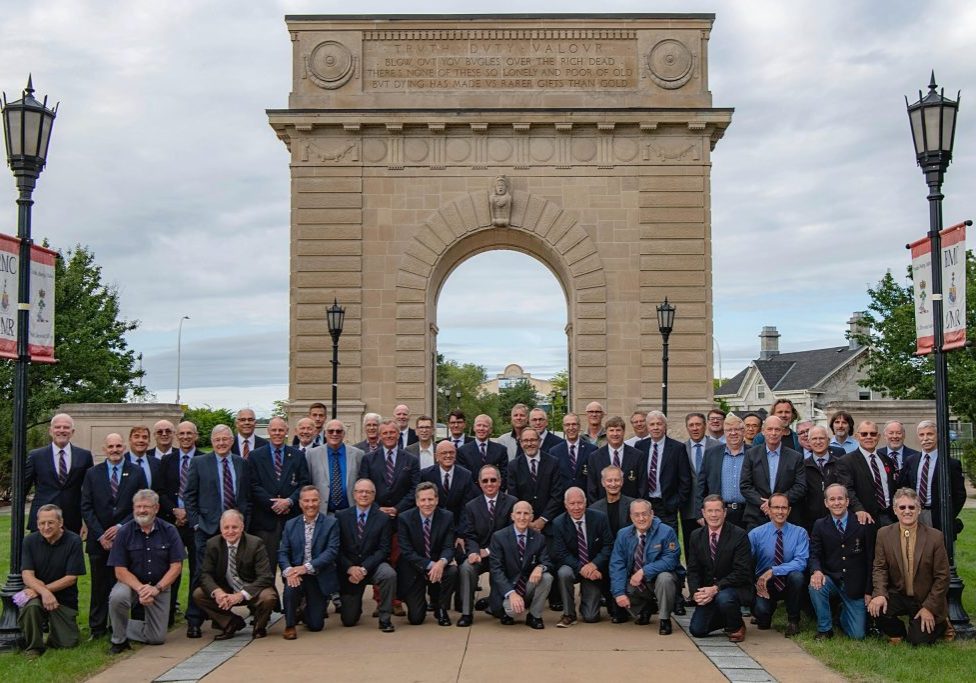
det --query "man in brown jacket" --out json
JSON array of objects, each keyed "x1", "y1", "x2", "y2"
[
  {"x1": 868, "y1": 487, "x2": 949, "y2": 645},
  {"x1": 192, "y1": 509, "x2": 278, "y2": 639}
]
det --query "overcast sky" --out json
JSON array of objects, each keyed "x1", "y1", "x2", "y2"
[{"x1": 2, "y1": 1, "x2": 973, "y2": 415}]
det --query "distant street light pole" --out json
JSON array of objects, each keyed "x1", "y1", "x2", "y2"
[
  {"x1": 713, "y1": 336, "x2": 723, "y2": 386},
  {"x1": 176, "y1": 315, "x2": 189, "y2": 405},
  {"x1": 905, "y1": 72, "x2": 973, "y2": 637},
  {"x1": 326, "y1": 299, "x2": 345, "y2": 420},
  {"x1": 0, "y1": 76, "x2": 58, "y2": 652},
  {"x1": 656, "y1": 298, "x2": 676, "y2": 416}
]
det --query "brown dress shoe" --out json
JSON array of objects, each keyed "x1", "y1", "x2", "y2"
[
  {"x1": 392, "y1": 604, "x2": 406, "y2": 617},
  {"x1": 283, "y1": 626, "x2": 298, "y2": 640},
  {"x1": 728, "y1": 625, "x2": 746, "y2": 642}
]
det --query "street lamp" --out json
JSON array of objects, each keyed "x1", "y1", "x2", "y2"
[
  {"x1": 176, "y1": 315, "x2": 190, "y2": 405},
  {"x1": 905, "y1": 72, "x2": 972, "y2": 637},
  {"x1": 656, "y1": 298, "x2": 676, "y2": 416},
  {"x1": 326, "y1": 299, "x2": 345, "y2": 420},
  {"x1": 0, "y1": 76, "x2": 58, "y2": 651}
]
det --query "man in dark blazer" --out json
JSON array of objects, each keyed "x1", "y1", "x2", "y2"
[
  {"x1": 81, "y1": 433, "x2": 147, "y2": 638},
  {"x1": 396, "y1": 482, "x2": 458, "y2": 626},
  {"x1": 529, "y1": 407, "x2": 564, "y2": 454},
  {"x1": 587, "y1": 465, "x2": 635, "y2": 622},
  {"x1": 25, "y1": 412, "x2": 93, "y2": 534},
  {"x1": 506, "y1": 428, "x2": 565, "y2": 534},
  {"x1": 488, "y1": 500, "x2": 554, "y2": 628},
  {"x1": 393, "y1": 404, "x2": 418, "y2": 449},
  {"x1": 125, "y1": 425, "x2": 162, "y2": 492},
  {"x1": 800, "y1": 425, "x2": 842, "y2": 532},
  {"x1": 230, "y1": 408, "x2": 268, "y2": 457},
  {"x1": 808, "y1": 483, "x2": 874, "y2": 640},
  {"x1": 441, "y1": 409, "x2": 475, "y2": 449},
  {"x1": 279, "y1": 486, "x2": 340, "y2": 639},
  {"x1": 696, "y1": 415, "x2": 748, "y2": 529},
  {"x1": 551, "y1": 487, "x2": 613, "y2": 625},
  {"x1": 587, "y1": 416, "x2": 643, "y2": 503},
  {"x1": 879, "y1": 420, "x2": 921, "y2": 478},
  {"x1": 420, "y1": 440, "x2": 476, "y2": 529},
  {"x1": 158, "y1": 420, "x2": 206, "y2": 627},
  {"x1": 193, "y1": 509, "x2": 278, "y2": 639},
  {"x1": 336, "y1": 478, "x2": 396, "y2": 632},
  {"x1": 739, "y1": 416, "x2": 806, "y2": 529},
  {"x1": 358, "y1": 420, "x2": 420, "y2": 515},
  {"x1": 458, "y1": 464, "x2": 517, "y2": 625},
  {"x1": 902, "y1": 420, "x2": 966, "y2": 538},
  {"x1": 835, "y1": 420, "x2": 896, "y2": 529},
  {"x1": 183, "y1": 424, "x2": 251, "y2": 638},
  {"x1": 147, "y1": 420, "x2": 177, "y2": 460},
  {"x1": 869, "y1": 487, "x2": 949, "y2": 645},
  {"x1": 457, "y1": 414, "x2": 509, "y2": 490},
  {"x1": 247, "y1": 416, "x2": 309, "y2": 576},
  {"x1": 549, "y1": 413, "x2": 596, "y2": 493},
  {"x1": 681, "y1": 412, "x2": 720, "y2": 564},
  {"x1": 687, "y1": 495, "x2": 754, "y2": 641},
  {"x1": 634, "y1": 410, "x2": 692, "y2": 531}
]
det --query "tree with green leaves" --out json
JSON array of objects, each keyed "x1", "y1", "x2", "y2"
[
  {"x1": 851, "y1": 250, "x2": 976, "y2": 424},
  {"x1": 435, "y1": 355, "x2": 499, "y2": 428},
  {"x1": 0, "y1": 244, "x2": 145, "y2": 497},
  {"x1": 181, "y1": 405, "x2": 235, "y2": 449},
  {"x1": 547, "y1": 369, "x2": 569, "y2": 429}
]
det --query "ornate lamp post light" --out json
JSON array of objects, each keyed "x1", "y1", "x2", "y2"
[
  {"x1": 0, "y1": 76, "x2": 58, "y2": 651},
  {"x1": 905, "y1": 72, "x2": 972, "y2": 637},
  {"x1": 326, "y1": 299, "x2": 345, "y2": 420},
  {"x1": 656, "y1": 298, "x2": 676, "y2": 416}
]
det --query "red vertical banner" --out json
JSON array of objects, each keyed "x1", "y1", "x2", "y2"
[{"x1": 0, "y1": 233, "x2": 58, "y2": 363}]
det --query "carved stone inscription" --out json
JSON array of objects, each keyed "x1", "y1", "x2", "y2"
[{"x1": 362, "y1": 31, "x2": 637, "y2": 92}]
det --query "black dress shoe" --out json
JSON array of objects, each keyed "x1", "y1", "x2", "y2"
[
  {"x1": 611, "y1": 614, "x2": 630, "y2": 624},
  {"x1": 526, "y1": 615, "x2": 545, "y2": 630},
  {"x1": 636, "y1": 613, "x2": 651, "y2": 626},
  {"x1": 252, "y1": 628, "x2": 267, "y2": 639},
  {"x1": 435, "y1": 609, "x2": 452, "y2": 626},
  {"x1": 673, "y1": 603, "x2": 686, "y2": 616},
  {"x1": 457, "y1": 615, "x2": 473, "y2": 627},
  {"x1": 475, "y1": 598, "x2": 490, "y2": 611},
  {"x1": 684, "y1": 597, "x2": 698, "y2": 607},
  {"x1": 109, "y1": 640, "x2": 131, "y2": 654},
  {"x1": 213, "y1": 616, "x2": 247, "y2": 640},
  {"x1": 549, "y1": 601, "x2": 564, "y2": 612},
  {"x1": 378, "y1": 619, "x2": 396, "y2": 633},
  {"x1": 88, "y1": 630, "x2": 107, "y2": 641},
  {"x1": 500, "y1": 615, "x2": 515, "y2": 626},
  {"x1": 186, "y1": 625, "x2": 202, "y2": 638},
  {"x1": 659, "y1": 618, "x2": 673, "y2": 635}
]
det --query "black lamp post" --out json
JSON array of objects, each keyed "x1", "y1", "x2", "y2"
[
  {"x1": 326, "y1": 299, "x2": 345, "y2": 421},
  {"x1": 0, "y1": 76, "x2": 57, "y2": 651},
  {"x1": 656, "y1": 298, "x2": 676, "y2": 416},
  {"x1": 906, "y1": 72, "x2": 973, "y2": 637}
]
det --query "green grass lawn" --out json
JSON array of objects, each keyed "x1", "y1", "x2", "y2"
[
  {"x1": 790, "y1": 508, "x2": 976, "y2": 683},
  {"x1": 0, "y1": 513, "x2": 191, "y2": 683}
]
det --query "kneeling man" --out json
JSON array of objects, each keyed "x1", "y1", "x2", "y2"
[
  {"x1": 551, "y1": 487, "x2": 612, "y2": 626},
  {"x1": 489, "y1": 500, "x2": 554, "y2": 628}
]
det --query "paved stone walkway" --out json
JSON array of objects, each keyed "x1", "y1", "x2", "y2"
[{"x1": 84, "y1": 603, "x2": 847, "y2": 683}]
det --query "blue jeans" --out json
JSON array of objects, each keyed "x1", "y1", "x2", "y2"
[
  {"x1": 689, "y1": 587, "x2": 744, "y2": 637},
  {"x1": 807, "y1": 575, "x2": 866, "y2": 639},
  {"x1": 752, "y1": 570, "x2": 804, "y2": 625}
]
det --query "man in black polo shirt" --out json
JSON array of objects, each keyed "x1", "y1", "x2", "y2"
[
  {"x1": 107, "y1": 489, "x2": 184, "y2": 653},
  {"x1": 18, "y1": 504, "x2": 86, "y2": 656}
]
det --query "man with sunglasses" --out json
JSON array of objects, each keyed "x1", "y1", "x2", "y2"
[
  {"x1": 148, "y1": 420, "x2": 177, "y2": 460},
  {"x1": 457, "y1": 465, "x2": 517, "y2": 625},
  {"x1": 307, "y1": 419, "x2": 364, "y2": 517},
  {"x1": 869, "y1": 487, "x2": 949, "y2": 645},
  {"x1": 836, "y1": 421, "x2": 897, "y2": 529}
]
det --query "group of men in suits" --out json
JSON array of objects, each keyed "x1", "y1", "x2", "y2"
[{"x1": 17, "y1": 402, "x2": 965, "y2": 655}]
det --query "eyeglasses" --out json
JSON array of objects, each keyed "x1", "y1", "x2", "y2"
[
  {"x1": 586, "y1": 410, "x2": 603, "y2": 414},
  {"x1": 155, "y1": 429, "x2": 172, "y2": 434},
  {"x1": 326, "y1": 429, "x2": 344, "y2": 434},
  {"x1": 897, "y1": 504, "x2": 917, "y2": 511},
  {"x1": 480, "y1": 478, "x2": 498, "y2": 483},
  {"x1": 858, "y1": 431, "x2": 879, "y2": 437}
]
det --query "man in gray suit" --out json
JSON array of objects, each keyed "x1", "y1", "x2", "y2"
[{"x1": 306, "y1": 419, "x2": 364, "y2": 517}]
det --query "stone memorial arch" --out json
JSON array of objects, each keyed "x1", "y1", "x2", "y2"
[{"x1": 268, "y1": 14, "x2": 732, "y2": 438}]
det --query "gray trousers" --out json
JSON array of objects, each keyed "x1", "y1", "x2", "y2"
[
  {"x1": 340, "y1": 562, "x2": 397, "y2": 626},
  {"x1": 109, "y1": 582, "x2": 171, "y2": 645},
  {"x1": 458, "y1": 560, "x2": 490, "y2": 615},
  {"x1": 503, "y1": 573, "x2": 553, "y2": 619},
  {"x1": 627, "y1": 571, "x2": 676, "y2": 620},
  {"x1": 557, "y1": 565, "x2": 603, "y2": 622}
]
